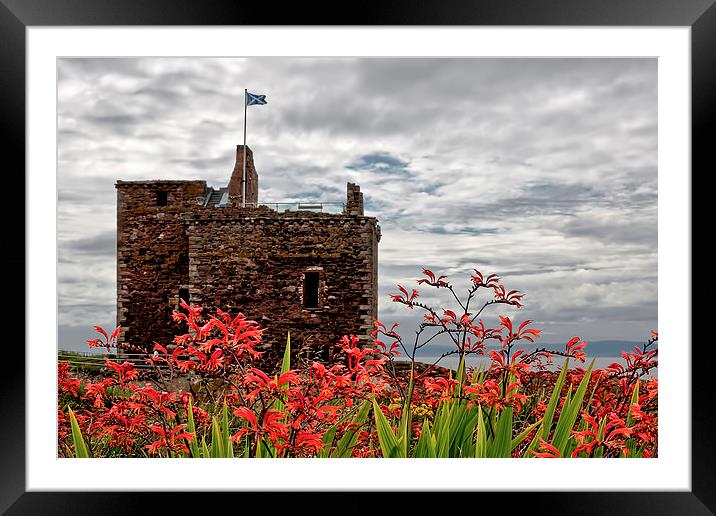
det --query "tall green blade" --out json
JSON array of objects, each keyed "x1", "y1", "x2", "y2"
[
  {"x1": 455, "y1": 354, "x2": 466, "y2": 396},
  {"x1": 413, "y1": 419, "x2": 436, "y2": 458},
  {"x1": 399, "y1": 387, "x2": 413, "y2": 458},
  {"x1": 447, "y1": 399, "x2": 473, "y2": 457},
  {"x1": 433, "y1": 401, "x2": 452, "y2": 458},
  {"x1": 511, "y1": 418, "x2": 542, "y2": 452},
  {"x1": 626, "y1": 380, "x2": 640, "y2": 427},
  {"x1": 551, "y1": 359, "x2": 595, "y2": 455},
  {"x1": 372, "y1": 398, "x2": 401, "y2": 458},
  {"x1": 186, "y1": 398, "x2": 201, "y2": 458},
  {"x1": 332, "y1": 400, "x2": 371, "y2": 458},
  {"x1": 471, "y1": 365, "x2": 486, "y2": 387},
  {"x1": 67, "y1": 407, "x2": 90, "y2": 458},
  {"x1": 491, "y1": 407, "x2": 514, "y2": 458},
  {"x1": 538, "y1": 358, "x2": 569, "y2": 444},
  {"x1": 625, "y1": 381, "x2": 642, "y2": 457},
  {"x1": 222, "y1": 401, "x2": 234, "y2": 458},
  {"x1": 272, "y1": 333, "x2": 292, "y2": 416},
  {"x1": 281, "y1": 332, "x2": 292, "y2": 375},
  {"x1": 211, "y1": 416, "x2": 224, "y2": 458},
  {"x1": 318, "y1": 426, "x2": 338, "y2": 458},
  {"x1": 475, "y1": 405, "x2": 488, "y2": 458},
  {"x1": 242, "y1": 434, "x2": 250, "y2": 458},
  {"x1": 456, "y1": 404, "x2": 479, "y2": 457}
]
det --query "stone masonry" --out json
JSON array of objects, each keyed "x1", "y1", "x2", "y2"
[{"x1": 116, "y1": 146, "x2": 380, "y2": 369}]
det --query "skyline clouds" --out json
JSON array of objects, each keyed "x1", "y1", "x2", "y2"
[{"x1": 57, "y1": 57, "x2": 657, "y2": 354}]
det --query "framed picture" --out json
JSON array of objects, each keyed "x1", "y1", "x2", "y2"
[{"x1": 6, "y1": 0, "x2": 710, "y2": 513}]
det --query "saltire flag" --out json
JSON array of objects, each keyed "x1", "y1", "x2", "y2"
[{"x1": 246, "y1": 92, "x2": 267, "y2": 106}]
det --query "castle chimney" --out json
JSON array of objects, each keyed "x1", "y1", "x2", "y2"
[
  {"x1": 228, "y1": 145, "x2": 259, "y2": 206},
  {"x1": 346, "y1": 183, "x2": 364, "y2": 216}
]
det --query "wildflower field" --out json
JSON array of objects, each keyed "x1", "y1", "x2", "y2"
[{"x1": 58, "y1": 268, "x2": 657, "y2": 458}]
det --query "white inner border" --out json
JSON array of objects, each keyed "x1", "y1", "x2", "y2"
[{"x1": 27, "y1": 27, "x2": 690, "y2": 491}]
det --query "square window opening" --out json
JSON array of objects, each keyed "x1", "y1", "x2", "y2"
[{"x1": 156, "y1": 191, "x2": 168, "y2": 206}]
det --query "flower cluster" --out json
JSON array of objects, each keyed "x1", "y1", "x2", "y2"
[{"x1": 58, "y1": 267, "x2": 657, "y2": 459}]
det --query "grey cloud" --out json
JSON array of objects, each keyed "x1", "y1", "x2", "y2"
[
  {"x1": 56, "y1": 57, "x2": 657, "y2": 348},
  {"x1": 64, "y1": 231, "x2": 116, "y2": 256},
  {"x1": 347, "y1": 152, "x2": 410, "y2": 174},
  {"x1": 562, "y1": 208, "x2": 656, "y2": 247},
  {"x1": 59, "y1": 57, "x2": 149, "y2": 78},
  {"x1": 169, "y1": 156, "x2": 229, "y2": 170}
]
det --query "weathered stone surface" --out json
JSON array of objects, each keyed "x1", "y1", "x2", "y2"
[
  {"x1": 228, "y1": 145, "x2": 258, "y2": 206},
  {"x1": 116, "y1": 147, "x2": 380, "y2": 371}
]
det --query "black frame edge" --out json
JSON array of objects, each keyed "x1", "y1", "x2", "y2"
[
  {"x1": 691, "y1": 0, "x2": 716, "y2": 512},
  {"x1": 5, "y1": 0, "x2": 713, "y2": 513},
  {"x1": 0, "y1": 1, "x2": 26, "y2": 515}
]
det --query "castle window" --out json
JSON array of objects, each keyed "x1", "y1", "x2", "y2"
[
  {"x1": 178, "y1": 288, "x2": 190, "y2": 306},
  {"x1": 177, "y1": 288, "x2": 190, "y2": 333},
  {"x1": 156, "y1": 191, "x2": 168, "y2": 206},
  {"x1": 303, "y1": 272, "x2": 320, "y2": 309}
]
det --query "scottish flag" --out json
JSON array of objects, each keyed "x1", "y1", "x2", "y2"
[{"x1": 246, "y1": 92, "x2": 267, "y2": 106}]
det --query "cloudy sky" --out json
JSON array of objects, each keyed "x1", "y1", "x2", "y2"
[{"x1": 57, "y1": 57, "x2": 657, "y2": 357}]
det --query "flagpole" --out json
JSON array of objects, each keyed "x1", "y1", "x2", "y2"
[{"x1": 242, "y1": 88, "x2": 247, "y2": 208}]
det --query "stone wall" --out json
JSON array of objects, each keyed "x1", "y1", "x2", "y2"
[
  {"x1": 116, "y1": 174, "x2": 380, "y2": 372},
  {"x1": 185, "y1": 206, "x2": 380, "y2": 369},
  {"x1": 116, "y1": 180, "x2": 206, "y2": 353}
]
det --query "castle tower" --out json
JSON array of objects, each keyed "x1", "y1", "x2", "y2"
[
  {"x1": 116, "y1": 146, "x2": 380, "y2": 370},
  {"x1": 228, "y1": 145, "x2": 259, "y2": 206},
  {"x1": 115, "y1": 179, "x2": 207, "y2": 353}
]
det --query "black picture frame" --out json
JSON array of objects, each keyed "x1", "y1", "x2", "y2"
[{"x1": 3, "y1": 0, "x2": 710, "y2": 514}]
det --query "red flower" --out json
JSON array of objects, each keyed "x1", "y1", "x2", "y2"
[{"x1": 533, "y1": 440, "x2": 560, "y2": 458}]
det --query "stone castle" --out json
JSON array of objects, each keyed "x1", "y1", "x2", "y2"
[{"x1": 116, "y1": 145, "x2": 380, "y2": 367}]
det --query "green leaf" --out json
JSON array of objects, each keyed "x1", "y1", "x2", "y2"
[
  {"x1": 332, "y1": 400, "x2": 371, "y2": 458},
  {"x1": 413, "y1": 419, "x2": 436, "y2": 458},
  {"x1": 281, "y1": 332, "x2": 292, "y2": 375},
  {"x1": 447, "y1": 399, "x2": 475, "y2": 457},
  {"x1": 372, "y1": 398, "x2": 401, "y2": 458},
  {"x1": 455, "y1": 354, "x2": 466, "y2": 396},
  {"x1": 551, "y1": 359, "x2": 595, "y2": 455},
  {"x1": 67, "y1": 407, "x2": 90, "y2": 458},
  {"x1": 472, "y1": 365, "x2": 486, "y2": 387},
  {"x1": 455, "y1": 403, "x2": 479, "y2": 457},
  {"x1": 318, "y1": 426, "x2": 338, "y2": 458},
  {"x1": 399, "y1": 391, "x2": 412, "y2": 458},
  {"x1": 475, "y1": 405, "x2": 488, "y2": 458},
  {"x1": 222, "y1": 401, "x2": 233, "y2": 458},
  {"x1": 242, "y1": 434, "x2": 250, "y2": 458},
  {"x1": 539, "y1": 358, "x2": 569, "y2": 443},
  {"x1": 186, "y1": 398, "x2": 201, "y2": 458},
  {"x1": 211, "y1": 416, "x2": 224, "y2": 458},
  {"x1": 432, "y1": 402, "x2": 452, "y2": 458},
  {"x1": 511, "y1": 418, "x2": 542, "y2": 452},
  {"x1": 626, "y1": 381, "x2": 640, "y2": 427},
  {"x1": 271, "y1": 334, "x2": 292, "y2": 416},
  {"x1": 491, "y1": 407, "x2": 514, "y2": 458},
  {"x1": 257, "y1": 438, "x2": 275, "y2": 458}
]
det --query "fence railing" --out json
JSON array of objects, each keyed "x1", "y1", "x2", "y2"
[
  {"x1": 245, "y1": 202, "x2": 345, "y2": 214},
  {"x1": 58, "y1": 351, "x2": 170, "y2": 372}
]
